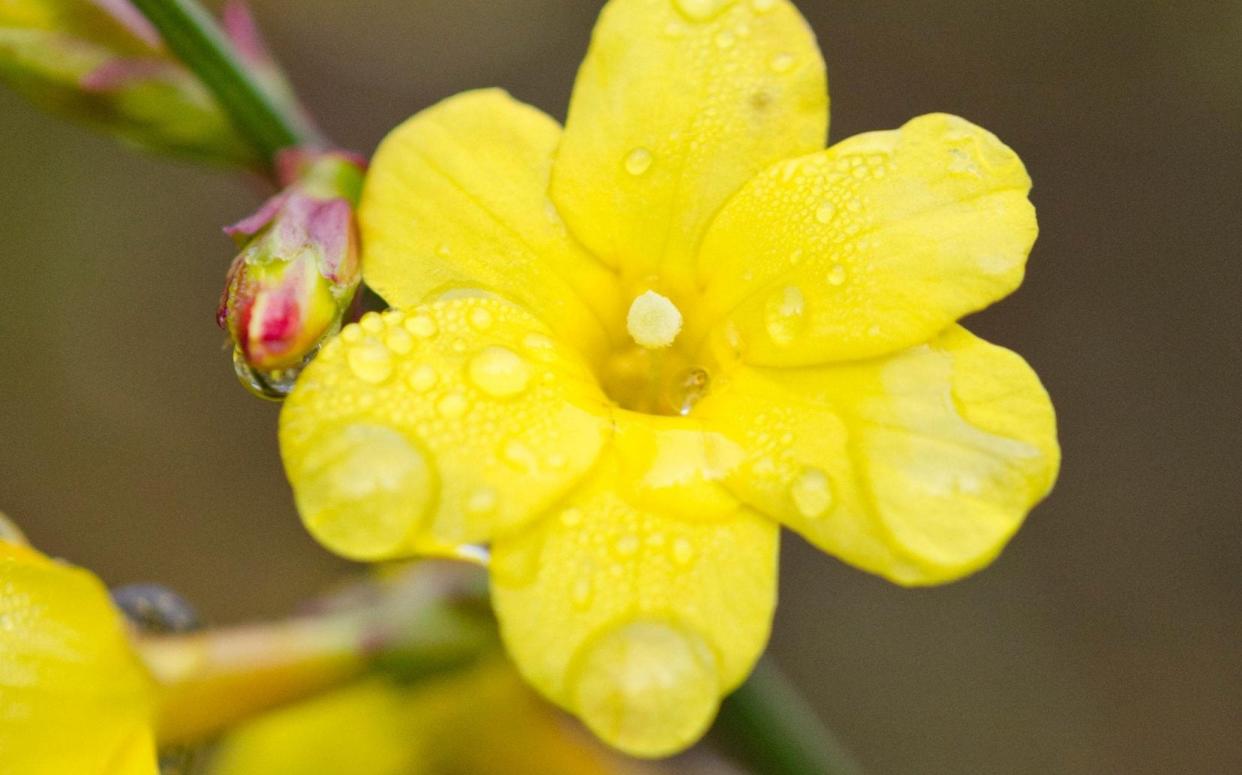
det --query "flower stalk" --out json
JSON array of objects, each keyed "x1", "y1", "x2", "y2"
[
  {"x1": 138, "y1": 562, "x2": 493, "y2": 746},
  {"x1": 127, "y1": 0, "x2": 322, "y2": 167}
]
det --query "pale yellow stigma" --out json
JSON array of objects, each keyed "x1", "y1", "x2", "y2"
[{"x1": 626, "y1": 291, "x2": 683, "y2": 349}]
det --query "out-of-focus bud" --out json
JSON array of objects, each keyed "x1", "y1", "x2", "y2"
[
  {"x1": 219, "y1": 149, "x2": 365, "y2": 399},
  {"x1": 0, "y1": 0, "x2": 257, "y2": 165}
]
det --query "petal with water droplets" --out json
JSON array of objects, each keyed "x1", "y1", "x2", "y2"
[
  {"x1": 280, "y1": 300, "x2": 612, "y2": 560},
  {"x1": 491, "y1": 449, "x2": 777, "y2": 757},
  {"x1": 550, "y1": 0, "x2": 827, "y2": 299},
  {"x1": 692, "y1": 114, "x2": 1037, "y2": 366},
  {"x1": 695, "y1": 326, "x2": 1059, "y2": 584}
]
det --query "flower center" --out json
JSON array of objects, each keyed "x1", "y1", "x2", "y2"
[{"x1": 599, "y1": 290, "x2": 713, "y2": 416}]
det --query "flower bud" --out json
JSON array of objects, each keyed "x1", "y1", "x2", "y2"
[
  {"x1": 0, "y1": 0, "x2": 257, "y2": 164},
  {"x1": 219, "y1": 150, "x2": 365, "y2": 398}
]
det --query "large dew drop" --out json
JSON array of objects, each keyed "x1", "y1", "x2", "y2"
[
  {"x1": 572, "y1": 621, "x2": 720, "y2": 757},
  {"x1": 790, "y1": 467, "x2": 833, "y2": 518},
  {"x1": 673, "y1": 0, "x2": 734, "y2": 22},
  {"x1": 294, "y1": 424, "x2": 433, "y2": 560}
]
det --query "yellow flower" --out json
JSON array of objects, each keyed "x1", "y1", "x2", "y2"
[
  {"x1": 0, "y1": 529, "x2": 157, "y2": 774},
  {"x1": 279, "y1": 0, "x2": 1059, "y2": 756}
]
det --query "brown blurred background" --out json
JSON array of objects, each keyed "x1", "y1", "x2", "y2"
[{"x1": 2, "y1": 1, "x2": 1239, "y2": 772}]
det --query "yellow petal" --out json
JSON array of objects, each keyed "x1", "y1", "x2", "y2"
[
  {"x1": 491, "y1": 448, "x2": 777, "y2": 757},
  {"x1": 279, "y1": 301, "x2": 611, "y2": 560},
  {"x1": 551, "y1": 0, "x2": 827, "y2": 300},
  {"x1": 0, "y1": 543, "x2": 156, "y2": 775},
  {"x1": 692, "y1": 114, "x2": 1038, "y2": 366},
  {"x1": 695, "y1": 326, "x2": 1059, "y2": 584},
  {"x1": 360, "y1": 88, "x2": 622, "y2": 361}
]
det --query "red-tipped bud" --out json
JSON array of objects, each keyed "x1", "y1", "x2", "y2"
[{"x1": 218, "y1": 150, "x2": 365, "y2": 398}]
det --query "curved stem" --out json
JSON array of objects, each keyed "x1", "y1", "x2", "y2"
[
  {"x1": 139, "y1": 562, "x2": 492, "y2": 745},
  {"x1": 715, "y1": 659, "x2": 865, "y2": 775},
  {"x1": 127, "y1": 0, "x2": 323, "y2": 166}
]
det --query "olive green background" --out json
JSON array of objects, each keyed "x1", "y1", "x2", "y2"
[{"x1": 1, "y1": 1, "x2": 1239, "y2": 773}]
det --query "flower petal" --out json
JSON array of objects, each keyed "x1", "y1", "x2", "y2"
[
  {"x1": 279, "y1": 301, "x2": 611, "y2": 560},
  {"x1": 691, "y1": 114, "x2": 1038, "y2": 366},
  {"x1": 695, "y1": 326, "x2": 1059, "y2": 584},
  {"x1": 491, "y1": 447, "x2": 777, "y2": 757},
  {"x1": 551, "y1": 0, "x2": 827, "y2": 300},
  {"x1": 0, "y1": 543, "x2": 156, "y2": 775},
  {"x1": 359, "y1": 89, "x2": 622, "y2": 360}
]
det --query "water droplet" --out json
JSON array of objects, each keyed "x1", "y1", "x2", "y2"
[
  {"x1": 522, "y1": 333, "x2": 556, "y2": 358},
  {"x1": 672, "y1": 538, "x2": 697, "y2": 565},
  {"x1": 360, "y1": 312, "x2": 384, "y2": 335},
  {"x1": 560, "y1": 508, "x2": 583, "y2": 528},
  {"x1": 676, "y1": 367, "x2": 712, "y2": 416},
  {"x1": 465, "y1": 488, "x2": 497, "y2": 515},
  {"x1": 385, "y1": 328, "x2": 414, "y2": 355},
  {"x1": 827, "y1": 264, "x2": 847, "y2": 286},
  {"x1": 502, "y1": 438, "x2": 537, "y2": 472},
  {"x1": 674, "y1": 0, "x2": 733, "y2": 22},
  {"x1": 615, "y1": 534, "x2": 640, "y2": 558},
  {"x1": 468, "y1": 307, "x2": 494, "y2": 331},
  {"x1": 714, "y1": 30, "x2": 736, "y2": 48},
  {"x1": 770, "y1": 52, "x2": 795, "y2": 73},
  {"x1": 815, "y1": 201, "x2": 836, "y2": 223},
  {"x1": 468, "y1": 346, "x2": 531, "y2": 398},
  {"x1": 751, "y1": 0, "x2": 776, "y2": 12},
  {"x1": 624, "y1": 147, "x2": 654, "y2": 176},
  {"x1": 341, "y1": 326, "x2": 362, "y2": 344},
  {"x1": 790, "y1": 468, "x2": 833, "y2": 518},
  {"x1": 232, "y1": 347, "x2": 308, "y2": 400},
  {"x1": 437, "y1": 393, "x2": 468, "y2": 418},
  {"x1": 405, "y1": 315, "x2": 438, "y2": 338},
  {"x1": 571, "y1": 576, "x2": 594, "y2": 609},
  {"x1": 764, "y1": 286, "x2": 806, "y2": 346},
  {"x1": 547, "y1": 452, "x2": 567, "y2": 470},
  {"x1": 347, "y1": 340, "x2": 394, "y2": 384},
  {"x1": 407, "y1": 364, "x2": 437, "y2": 392}
]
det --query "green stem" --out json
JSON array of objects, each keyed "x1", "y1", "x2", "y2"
[
  {"x1": 715, "y1": 659, "x2": 865, "y2": 775},
  {"x1": 128, "y1": 0, "x2": 323, "y2": 166}
]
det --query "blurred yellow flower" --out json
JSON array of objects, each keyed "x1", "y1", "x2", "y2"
[
  {"x1": 209, "y1": 658, "x2": 671, "y2": 775},
  {"x1": 0, "y1": 531, "x2": 157, "y2": 775},
  {"x1": 279, "y1": 0, "x2": 1059, "y2": 756}
]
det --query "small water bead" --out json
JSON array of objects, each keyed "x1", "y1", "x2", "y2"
[
  {"x1": 615, "y1": 534, "x2": 641, "y2": 558},
  {"x1": 341, "y1": 326, "x2": 362, "y2": 344},
  {"x1": 502, "y1": 438, "x2": 538, "y2": 472},
  {"x1": 672, "y1": 538, "x2": 697, "y2": 565},
  {"x1": 404, "y1": 315, "x2": 438, "y2": 338},
  {"x1": 385, "y1": 328, "x2": 413, "y2": 355},
  {"x1": 466, "y1": 488, "x2": 497, "y2": 515},
  {"x1": 790, "y1": 468, "x2": 833, "y2": 518},
  {"x1": 815, "y1": 201, "x2": 836, "y2": 224},
  {"x1": 571, "y1": 576, "x2": 594, "y2": 609},
  {"x1": 347, "y1": 340, "x2": 394, "y2": 384},
  {"x1": 560, "y1": 508, "x2": 583, "y2": 528},
  {"x1": 827, "y1": 264, "x2": 847, "y2": 286},
  {"x1": 770, "y1": 52, "x2": 795, "y2": 73},
  {"x1": 437, "y1": 393, "x2": 468, "y2": 418},
  {"x1": 468, "y1": 346, "x2": 531, "y2": 398},
  {"x1": 674, "y1": 0, "x2": 733, "y2": 22},
  {"x1": 360, "y1": 312, "x2": 384, "y2": 335},
  {"x1": 468, "y1": 307, "x2": 494, "y2": 331},
  {"x1": 714, "y1": 30, "x2": 736, "y2": 49},
  {"x1": 751, "y1": 0, "x2": 776, "y2": 12},
  {"x1": 547, "y1": 452, "x2": 567, "y2": 470},
  {"x1": 764, "y1": 285, "x2": 806, "y2": 346},
  {"x1": 408, "y1": 365, "x2": 438, "y2": 392},
  {"x1": 624, "y1": 147, "x2": 654, "y2": 176},
  {"x1": 676, "y1": 367, "x2": 712, "y2": 416}
]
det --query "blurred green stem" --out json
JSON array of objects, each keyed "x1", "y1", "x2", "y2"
[
  {"x1": 128, "y1": 0, "x2": 323, "y2": 166},
  {"x1": 716, "y1": 659, "x2": 865, "y2": 775}
]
